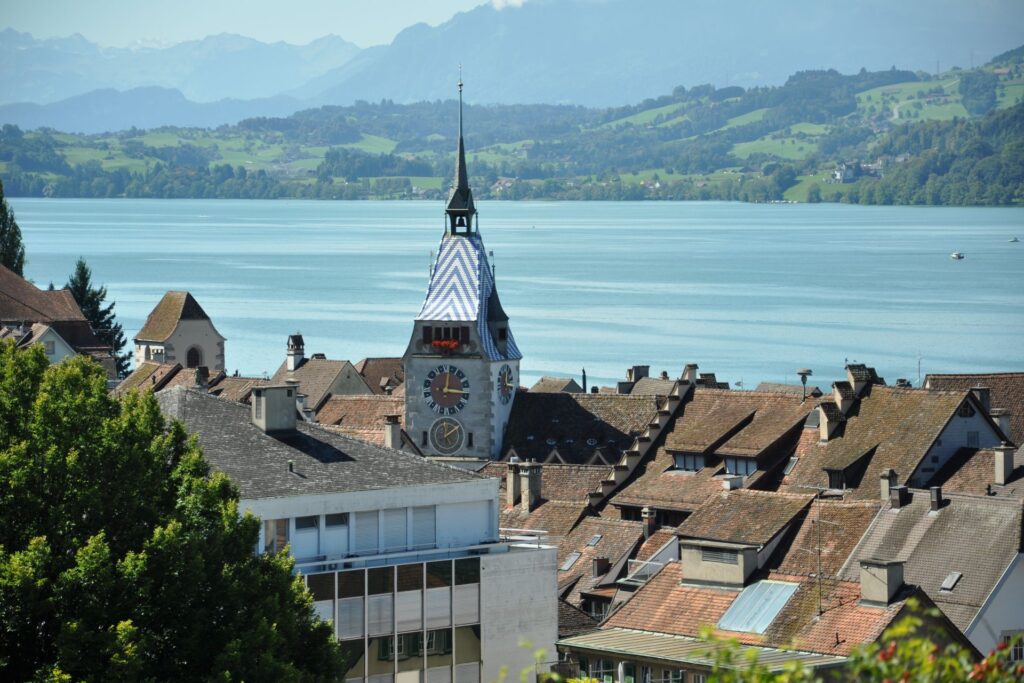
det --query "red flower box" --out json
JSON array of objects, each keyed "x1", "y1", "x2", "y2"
[{"x1": 431, "y1": 339, "x2": 460, "y2": 351}]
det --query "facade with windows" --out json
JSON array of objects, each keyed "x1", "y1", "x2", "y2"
[{"x1": 157, "y1": 386, "x2": 557, "y2": 683}]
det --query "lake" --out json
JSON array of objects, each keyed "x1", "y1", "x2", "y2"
[{"x1": 9, "y1": 198, "x2": 1024, "y2": 389}]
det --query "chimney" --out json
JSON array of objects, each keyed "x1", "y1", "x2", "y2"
[
  {"x1": 592, "y1": 557, "x2": 611, "y2": 578},
  {"x1": 818, "y1": 404, "x2": 842, "y2": 441},
  {"x1": 384, "y1": 414, "x2": 401, "y2": 449},
  {"x1": 626, "y1": 365, "x2": 649, "y2": 383},
  {"x1": 660, "y1": 370, "x2": 669, "y2": 380},
  {"x1": 994, "y1": 442, "x2": 1015, "y2": 486},
  {"x1": 990, "y1": 409, "x2": 1012, "y2": 439},
  {"x1": 859, "y1": 559, "x2": 904, "y2": 606},
  {"x1": 929, "y1": 486, "x2": 943, "y2": 512},
  {"x1": 880, "y1": 469, "x2": 896, "y2": 501},
  {"x1": 641, "y1": 506, "x2": 657, "y2": 539},
  {"x1": 889, "y1": 485, "x2": 909, "y2": 509},
  {"x1": 519, "y1": 461, "x2": 542, "y2": 513},
  {"x1": 970, "y1": 386, "x2": 991, "y2": 413},
  {"x1": 195, "y1": 366, "x2": 210, "y2": 390},
  {"x1": 286, "y1": 334, "x2": 305, "y2": 372},
  {"x1": 681, "y1": 364, "x2": 699, "y2": 384},
  {"x1": 251, "y1": 385, "x2": 297, "y2": 433},
  {"x1": 722, "y1": 475, "x2": 744, "y2": 490},
  {"x1": 581, "y1": 368, "x2": 587, "y2": 393},
  {"x1": 506, "y1": 461, "x2": 522, "y2": 508}
]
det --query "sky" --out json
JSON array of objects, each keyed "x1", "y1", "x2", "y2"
[{"x1": 2, "y1": 0, "x2": 504, "y2": 48}]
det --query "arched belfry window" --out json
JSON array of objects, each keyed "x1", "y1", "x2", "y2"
[{"x1": 186, "y1": 346, "x2": 202, "y2": 369}]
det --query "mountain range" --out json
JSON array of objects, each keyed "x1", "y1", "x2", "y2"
[{"x1": 3, "y1": 0, "x2": 1023, "y2": 133}]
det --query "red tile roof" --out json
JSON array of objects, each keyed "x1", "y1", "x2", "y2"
[
  {"x1": 316, "y1": 395, "x2": 405, "y2": 445},
  {"x1": 927, "y1": 447, "x2": 1024, "y2": 498},
  {"x1": 557, "y1": 517, "x2": 644, "y2": 598},
  {"x1": 0, "y1": 265, "x2": 87, "y2": 322},
  {"x1": 769, "y1": 499, "x2": 881, "y2": 578},
  {"x1": 636, "y1": 529, "x2": 678, "y2": 562},
  {"x1": 353, "y1": 357, "x2": 405, "y2": 395}
]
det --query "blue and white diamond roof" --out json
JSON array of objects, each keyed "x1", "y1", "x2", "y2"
[{"x1": 416, "y1": 233, "x2": 521, "y2": 361}]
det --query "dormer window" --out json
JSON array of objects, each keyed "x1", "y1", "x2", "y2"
[
  {"x1": 498, "y1": 327, "x2": 508, "y2": 341},
  {"x1": 827, "y1": 470, "x2": 845, "y2": 490},
  {"x1": 724, "y1": 457, "x2": 757, "y2": 477},
  {"x1": 674, "y1": 453, "x2": 704, "y2": 472}
]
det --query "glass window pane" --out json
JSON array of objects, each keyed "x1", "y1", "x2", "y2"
[
  {"x1": 452, "y1": 584, "x2": 479, "y2": 626},
  {"x1": 327, "y1": 512, "x2": 350, "y2": 526},
  {"x1": 396, "y1": 590, "x2": 423, "y2": 633},
  {"x1": 397, "y1": 632, "x2": 424, "y2": 673},
  {"x1": 425, "y1": 587, "x2": 451, "y2": 629},
  {"x1": 426, "y1": 561, "x2": 452, "y2": 587},
  {"x1": 368, "y1": 593, "x2": 394, "y2": 636},
  {"x1": 383, "y1": 508, "x2": 408, "y2": 552},
  {"x1": 355, "y1": 510, "x2": 380, "y2": 554},
  {"x1": 454, "y1": 558, "x2": 479, "y2": 585},
  {"x1": 308, "y1": 572, "x2": 336, "y2": 601},
  {"x1": 398, "y1": 563, "x2": 424, "y2": 592},
  {"x1": 340, "y1": 569, "x2": 365, "y2": 599},
  {"x1": 425, "y1": 629, "x2": 453, "y2": 671},
  {"x1": 296, "y1": 515, "x2": 319, "y2": 529},
  {"x1": 338, "y1": 597, "x2": 364, "y2": 639},
  {"x1": 368, "y1": 636, "x2": 395, "y2": 683},
  {"x1": 412, "y1": 506, "x2": 436, "y2": 548},
  {"x1": 454, "y1": 663, "x2": 479, "y2": 683},
  {"x1": 340, "y1": 638, "x2": 366, "y2": 683},
  {"x1": 426, "y1": 668, "x2": 450, "y2": 683},
  {"x1": 454, "y1": 626, "x2": 480, "y2": 665},
  {"x1": 369, "y1": 566, "x2": 395, "y2": 595}
]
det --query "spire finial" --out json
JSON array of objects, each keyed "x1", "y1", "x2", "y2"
[
  {"x1": 446, "y1": 66, "x2": 475, "y2": 231},
  {"x1": 458, "y1": 64, "x2": 464, "y2": 139}
]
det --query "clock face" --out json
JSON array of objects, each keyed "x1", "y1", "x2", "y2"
[
  {"x1": 429, "y1": 417, "x2": 465, "y2": 455},
  {"x1": 497, "y1": 364, "x2": 515, "y2": 404},
  {"x1": 422, "y1": 364, "x2": 470, "y2": 415}
]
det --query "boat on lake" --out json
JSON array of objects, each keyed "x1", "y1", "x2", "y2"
[
  {"x1": 950, "y1": 252, "x2": 965, "y2": 260},
  {"x1": 1010, "y1": 237, "x2": 1020, "y2": 243}
]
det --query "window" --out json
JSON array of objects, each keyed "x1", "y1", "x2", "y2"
[
  {"x1": 467, "y1": 433, "x2": 474, "y2": 448},
  {"x1": 296, "y1": 515, "x2": 319, "y2": 530},
  {"x1": 827, "y1": 470, "x2": 845, "y2": 490},
  {"x1": 262, "y1": 518, "x2": 288, "y2": 554},
  {"x1": 44, "y1": 340, "x2": 55, "y2": 355},
  {"x1": 498, "y1": 327, "x2": 508, "y2": 341},
  {"x1": 967, "y1": 431, "x2": 980, "y2": 447},
  {"x1": 423, "y1": 326, "x2": 433, "y2": 344},
  {"x1": 724, "y1": 457, "x2": 756, "y2": 476},
  {"x1": 674, "y1": 453, "x2": 704, "y2": 471},
  {"x1": 701, "y1": 548, "x2": 738, "y2": 564},
  {"x1": 958, "y1": 402, "x2": 976, "y2": 418},
  {"x1": 326, "y1": 513, "x2": 349, "y2": 527},
  {"x1": 1003, "y1": 633, "x2": 1023, "y2": 662},
  {"x1": 783, "y1": 457, "x2": 798, "y2": 475},
  {"x1": 560, "y1": 552, "x2": 582, "y2": 571},
  {"x1": 668, "y1": 671, "x2": 684, "y2": 683},
  {"x1": 587, "y1": 534, "x2": 603, "y2": 546},
  {"x1": 586, "y1": 598, "x2": 610, "y2": 619},
  {"x1": 186, "y1": 346, "x2": 202, "y2": 368},
  {"x1": 692, "y1": 674, "x2": 707, "y2": 683},
  {"x1": 422, "y1": 431, "x2": 428, "y2": 446},
  {"x1": 460, "y1": 326, "x2": 470, "y2": 344},
  {"x1": 255, "y1": 398, "x2": 262, "y2": 419}
]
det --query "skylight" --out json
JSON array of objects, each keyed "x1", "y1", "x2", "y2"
[
  {"x1": 587, "y1": 534, "x2": 603, "y2": 546},
  {"x1": 717, "y1": 580, "x2": 798, "y2": 634},
  {"x1": 560, "y1": 552, "x2": 582, "y2": 571},
  {"x1": 940, "y1": 571, "x2": 963, "y2": 592}
]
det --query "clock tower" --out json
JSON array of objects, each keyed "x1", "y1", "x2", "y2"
[{"x1": 403, "y1": 78, "x2": 521, "y2": 459}]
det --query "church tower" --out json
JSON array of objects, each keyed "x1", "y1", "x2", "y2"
[{"x1": 403, "y1": 78, "x2": 521, "y2": 459}]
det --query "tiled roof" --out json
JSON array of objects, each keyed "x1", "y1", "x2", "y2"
[
  {"x1": 755, "y1": 382, "x2": 823, "y2": 398},
  {"x1": 838, "y1": 490, "x2": 1023, "y2": 631},
  {"x1": 155, "y1": 387, "x2": 481, "y2": 500},
  {"x1": 501, "y1": 393, "x2": 659, "y2": 464},
  {"x1": 770, "y1": 499, "x2": 881, "y2": 578},
  {"x1": 353, "y1": 357, "x2": 405, "y2": 395},
  {"x1": 636, "y1": 529, "x2": 678, "y2": 563},
  {"x1": 114, "y1": 361, "x2": 181, "y2": 395},
  {"x1": 612, "y1": 446, "x2": 744, "y2": 511},
  {"x1": 500, "y1": 500, "x2": 588, "y2": 543},
  {"x1": 557, "y1": 516, "x2": 644, "y2": 597},
  {"x1": 925, "y1": 372, "x2": 1024, "y2": 443},
  {"x1": 208, "y1": 375, "x2": 267, "y2": 404},
  {"x1": 530, "y1": 376, "x2": 583, "y2": 393},
  {"x1": 676, "y1": 490, "x2": 813, "y2": 547},
  {"x1": 482, "y1": 462, "x2": 611, "y2": 505},
  {"x1": 136, "y1": 291, "x2": 215, "y2": 342},
  {"x1": 316, "y1": 395, "x2": 405, "y2": 445},
  {"x1": 558, "y1": 599, "x2": 599, "y2": 638},
  {"x1": 0, "y1": 265, "x2": 87, "y2": 322},
  {"x1": 927, "y1": 447, "x2": 1024, "y2": 498},
  {"x1": 269, "y1": 357, "x2": 358, "y2": 410},
  {"x1": 629, "y1": 376, "x2": 676, "y2": 397},
  {"x1": 781, "y1": 386, "x2": 969, "y2": 499}
]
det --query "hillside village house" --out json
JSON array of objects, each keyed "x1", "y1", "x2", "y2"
[
  {"x1": 157, "y1": 386, "x2": 557, "y2": 683},
  {"x1": 0, "y1": 264, "x2": 115, "y2": 376}
]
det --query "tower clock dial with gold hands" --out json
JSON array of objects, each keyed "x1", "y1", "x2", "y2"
[
  {"x1": 429, "y1": 417, "x2": 465, "y2": 455},
  {"x1": 422, "y1": 364, "x2": 470, "y2": 415},
  {"x1": 497, "y1": 364, "x2": 515, "y2": 404}
]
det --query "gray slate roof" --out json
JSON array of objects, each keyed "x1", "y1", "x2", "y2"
[
  {"x1": 156, "y1": 387, "x2": 480, "y2": 500},
  {"x1": 839, "y1": 490, "x2": 1023, "y2": 631}
]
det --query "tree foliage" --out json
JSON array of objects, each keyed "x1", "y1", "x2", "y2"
[
  {"x1": 0, "y1": 178, "x2": 26, "y2": 276},
  {"x1": 0, "y1": 342, "x2": 342, "y2": 681},
  {"x1": 65, "y1": 257, "x2": 130, "y2": 376}
]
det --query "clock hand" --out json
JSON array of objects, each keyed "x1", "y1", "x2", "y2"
[{"x1": 442, "y1": 387, "x2": 466, "y2": 395}]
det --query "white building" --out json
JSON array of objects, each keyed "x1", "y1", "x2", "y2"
[
  {"x1": 135, "y1": 291, "x2": 225, "y2": 372},
  {"x1": 157, "y1": 385, "x2": 557, "y2": 683}
]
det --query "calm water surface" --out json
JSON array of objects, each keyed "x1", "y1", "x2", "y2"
[{"x1": 10, "y1": 198, "x2": 1024, "y2": 388}]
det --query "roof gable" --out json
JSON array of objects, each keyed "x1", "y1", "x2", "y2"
[
  {"x1": 136, "y1": 291, "x2": 217, "y2": 342},
  {"x1": 0, "y1": 265, "x2": 87, "y2": 322}
]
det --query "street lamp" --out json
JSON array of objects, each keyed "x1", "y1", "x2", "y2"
[{"x1": 796, "y1": 368, "x2": 813, "y2": 400}]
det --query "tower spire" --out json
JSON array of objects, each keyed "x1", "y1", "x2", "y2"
[{"x1": 446, "y1": 66, "x2": 475, "y2": 233}]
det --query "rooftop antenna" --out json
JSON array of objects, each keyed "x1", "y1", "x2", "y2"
[{"x1": 796, "y1": 484, "x2": 840, "y2": 616}]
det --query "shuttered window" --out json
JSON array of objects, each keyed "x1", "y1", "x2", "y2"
[
  {"x1": 354, "y1": 511, "x2": 379, "y2": 554},
  {"x1": 412, "y1": 506, "x2": 436, "y2": 548},
  {"x1": 382, "y1": 508, "x2": 408, "y2": 552}
]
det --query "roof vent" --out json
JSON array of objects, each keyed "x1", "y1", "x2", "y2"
[
  {"x1": 929, "y1": 486, "x2": 943, "y2": 513},
  {"x1": 939, "y1": 571, "x2": 962, "y2": 592}
]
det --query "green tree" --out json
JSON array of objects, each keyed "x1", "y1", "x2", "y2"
[
  {"x1": 65, "y1": 257, "x2": 130, "y2": 376},
  {"x1": 0, "y1": 179, "x2": 26, "y2": 276},
  {"x1": 0, "y1": 343, "x2": 343, "y2": 681}
]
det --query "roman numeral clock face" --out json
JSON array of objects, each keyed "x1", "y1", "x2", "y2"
[{"x1": 422, "y1": 364, "x2": 470, "y2": 415}]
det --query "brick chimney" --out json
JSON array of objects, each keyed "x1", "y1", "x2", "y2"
[
  {"x1": 519, "y1": 461, "x2": 542, "y2": 513},
  {"x1": 384, "y1": 414, "x2": 401, "y2": 449},
  {"x1": 286, "y1": 334, "x2": 305, "y2": 372},
  {"x1": 859, "y1": 559, "x2": 904, "y2": 606},
  {"x1": 251, "y1": 385, "x2": 297, "y2": 434},
  {"x1": 506, "y1": 461, "x2": 521, "y2": 508},
  {"x1": 641, "y1": 506, "x2": 657, "y2": 539},
  {"x1": 994, "y1": 442, "x2": 1015, "y2": 486}
]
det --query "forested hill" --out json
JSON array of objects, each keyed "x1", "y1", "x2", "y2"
[{"x1": 1, "y1": 56, "x2": 1023, "y2": 206}]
